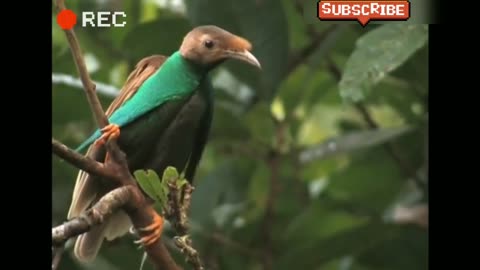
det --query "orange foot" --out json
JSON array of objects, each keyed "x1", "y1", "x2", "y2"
[
  {"x1": 134, "y1": 210, "x2": 164, "y2": 246},
  {"x1": 94, "y1": 124, "x2": 121, "y2": 147}
]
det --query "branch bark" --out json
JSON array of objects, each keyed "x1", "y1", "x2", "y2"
[
  {"x1": 164, "y1": 178, "x2": 204, "y2": 269},
  {"x1": 52, "y1": 138, "x2": 110, "y2": 179},
  {"x1": 52, "y1": 186, "x2": 134, "y2": 246},
  {"x1": 52, "y1": 136, "x2": 182, "y2": 270}
]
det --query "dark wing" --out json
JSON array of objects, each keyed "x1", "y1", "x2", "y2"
[{"x1": 185, "y1": 91, "x2": 214, "y2": 183}]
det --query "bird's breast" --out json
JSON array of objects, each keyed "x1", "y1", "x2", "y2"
[{"x1": 118, "y1": 90, "x2": 208, "y2": 174}]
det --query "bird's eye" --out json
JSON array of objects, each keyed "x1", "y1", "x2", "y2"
[{"x1": 204, "y1": 40, "x2": 215, "y2": 49}]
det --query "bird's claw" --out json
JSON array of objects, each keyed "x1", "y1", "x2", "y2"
[
  {"x1": 94, "y1": 124, "x2": 121, "y2": 147},
  {"x1": 134, "y1": 211, "x2": 164, "y2": 247}
]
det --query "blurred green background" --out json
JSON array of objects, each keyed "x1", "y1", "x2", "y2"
[{"x1": 52, "y1": 0, "x2": 428, "y2": 269}]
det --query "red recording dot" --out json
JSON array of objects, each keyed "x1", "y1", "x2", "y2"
[{"x1": 57, "y1": 9, "x2": 77, "y2": 30}]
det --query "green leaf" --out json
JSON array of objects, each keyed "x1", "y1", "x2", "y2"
[
  {"x1": 391, "y1": 45, "x2": 429, "y2": 96},
  {"x1": 176, "y1": 178, "x2": 188, "y2": 189},
  {"x1": 162, "y1": 166, "x2": 186, "y2": 201},
  {"x1": 298, "y1": 126, "x2": 413, "y2": 164},
  {"x1": 161, "y1": 166, "x2": 179, "y2": 183},
  {"x1": 133, "y1": 169, "x2": 167, "y2": 206},
  {"x1": 184, "y1": 0, "x2": 290, "y2": 100},
  {"x1": 339, "y1": 25, "x2": 428, "y2": 102}
]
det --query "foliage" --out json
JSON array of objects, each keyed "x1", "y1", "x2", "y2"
[
  {"x1": 339, "y1": 25, "x2": 428, "y2": 103},
  {"x1": 134, "y1": 167, "x2": 188, "y2": 210},
  {"x1": 52, "y1": 1, "x2": 428, "y2": 269}
]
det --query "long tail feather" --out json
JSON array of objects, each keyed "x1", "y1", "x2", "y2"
[{"x1": 74, "y1": 211, "x2": 132, "y2": 262}]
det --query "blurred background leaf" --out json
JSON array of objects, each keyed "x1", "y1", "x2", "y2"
[{"x1": 339, "y1": 24, "x2": 428, "y2": 103}]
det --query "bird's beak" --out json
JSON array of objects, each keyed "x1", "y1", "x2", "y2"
[{"x1": 225, "y1": 50, "x2": 262, "y2": 69}]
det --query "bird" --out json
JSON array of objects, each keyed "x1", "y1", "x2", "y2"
[{"x1": 67, "y1": 25, "x2": 261, "y2": 263}]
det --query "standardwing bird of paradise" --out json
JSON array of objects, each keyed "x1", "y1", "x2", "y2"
[{"x1": 67, "y1": 25, "x2": 261, "y2": 262}]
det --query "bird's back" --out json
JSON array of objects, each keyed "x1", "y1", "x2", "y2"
[{"x1": 75, "y1": 51, "x2": 206, "y2": 153}]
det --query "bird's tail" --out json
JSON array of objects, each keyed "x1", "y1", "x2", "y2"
[
  {"x1": 73, "y1": 211, "x2": 132, "y2": 263},
  {"x1": 69, "y1": 133, "x2": 131, "y2": 263},
  {"x1": 74, "y1": 222, "x2": 107, "y2": 262}
]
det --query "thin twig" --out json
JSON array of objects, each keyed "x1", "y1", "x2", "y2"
[
  {"x1": 52, "y1": 186, "x2": 134, "y2": 246},
  {"x1": 52, "y1": 138, "x2": 111, "y2": 179},
  {"x1": 165, "y1": 178, "x2": 204, "y2": 269},
  {"x1": 55, "y1": 0, "x2": 108, "y2": 129},
  {"x1": 174, "y1": 235, "x2": 204, "y2": 270},
  {"x1": 166, "y1": 182, "x2": 193, "y2": 236}
]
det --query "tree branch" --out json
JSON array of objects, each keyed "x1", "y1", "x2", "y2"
[
  {"x1": 52, "y1": 137, "x2": 182, "y2": 270},
  {"x1": 55, "y1": 0, "x2": 108, "y2": 129},
  {"x1": 52, "y1": 186, "x2": 134, "y2": 246},
  {"x1": 164, "y1": 178, "x2": 204, "y2": 269},
  {"x1": 174, "y1": 235, "x2": 204, "y2": 270},
  {"x1": 52, "y1": 138, "x2": 111, "y2": 179},
  {"x1": 166, "y1": 183, "x2": 194, "y2": 236}
]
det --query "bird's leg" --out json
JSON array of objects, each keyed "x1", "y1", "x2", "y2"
[
  {"x1": 94, "y1": 124, "x2": 121, "y2": 162},
  {"x1": 134, "y1": 208, "x2": 164, "y2": 246}
]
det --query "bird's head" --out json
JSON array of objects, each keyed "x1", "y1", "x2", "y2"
[{"x1": 179, "y1": 25, "x2": 261, "y2": 70}]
